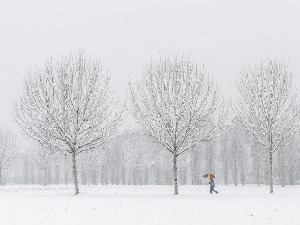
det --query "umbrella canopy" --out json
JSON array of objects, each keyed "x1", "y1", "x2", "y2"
[{"x1": 203, "y1": 173, "x2": 215, "y2": 179}]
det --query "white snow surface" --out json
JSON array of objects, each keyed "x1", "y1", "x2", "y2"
[{"x1": 0, "y1": 184, "x2": 299, "y2": 225}]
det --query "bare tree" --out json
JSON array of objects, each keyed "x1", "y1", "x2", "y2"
[
  {"x1": 30, "y1": 144, "x2": 60, "y2": 186},
  {"x1": 14, "y1": 52, "x2": 122, "y2": 194},
  {"x1": 190, "y1": 145, "x2": 203, "y2": 185},
  {"x1": 220, "y1": 131, "x2": 229, "y2": 185},
  {"x1": 0, "y1": 129, "x2": 18, "y2": 185},
  {"x1": 287, "y1": 137, "x2": 300, "y2": 185},
  {"x1": 78, "y1": 148, "x2": 107, "y2": 185},
  {"x1": 129, "y1": 55, "x2": 227, "y2": 194},
  {"x1": 235, "y1": 59, "x2": 299, "y2": 193},
  {"x1": 251, "y1": 140, "x2": 262, "y2": 186}
]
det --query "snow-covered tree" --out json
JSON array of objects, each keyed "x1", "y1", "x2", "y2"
[
  {"x1": 14, "y1": 52, "x2": 122, "y2": 194},
  {"x1": 235, "y1": 59, "x2": 300, "y2": 193},
  {"x1": 78, "y1": 148, "x2": 107, "y2": 185},
  {"x1": 220, "y1": 131, "x2": 229, "y2": 185},
  {"x1": 250, "y1": 140, "x2": 263, "y2": 186},
  {"x1": 0, "y1": 129, "x2": 18, "y2": 185},
  {"x1": 288, "y1": 137, "x2": 300, "y2": 185},
  {"x1": 129, "y1": 55, "x2": 228, "y2": 194},
  {"x1": 30, "y1": 144, "x2": 61, "y2": 186},
  {"x1": 116, "y1": 130, "x2": 154, "y2": 185},
  {"x1": 276, "y1": 136, "x2": 300, "y2": 186},
  {"x1": 190, "y1": 145, "x2": 203, "y2": 185}
]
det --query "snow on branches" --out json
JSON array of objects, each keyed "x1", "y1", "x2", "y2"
[
  {"x1": 129, "y1": 54, "x2": 228, "y2": 194},
  {"x1": 235, "y1": 59, "x2": 300, "y2": 193},
  {"x1": 0, "y1": 129, "x2": 18, "y2": 184},
  {"x1": 14, "y1": 52, "x2": 122, "y2": 194}
]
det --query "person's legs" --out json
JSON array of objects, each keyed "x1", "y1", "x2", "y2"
[
  {"x1": 210, "y1": 186, "x2": 213, "y2": 194},
  {"x1": 212, "y1": 187, "x2": 218, "y2": 194}
]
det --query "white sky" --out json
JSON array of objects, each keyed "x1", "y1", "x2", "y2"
[{"x1": 0, "y1": 0, "x2": 300, "y2": 132}]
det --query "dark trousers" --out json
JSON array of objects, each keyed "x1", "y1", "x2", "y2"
[{"x1": 210, "y1": 186, "x2": 218, "y2": 194}]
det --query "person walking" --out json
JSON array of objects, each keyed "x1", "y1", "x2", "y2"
[{"x1": 209, "y1": 176, "x2": 218, "y2": 194}]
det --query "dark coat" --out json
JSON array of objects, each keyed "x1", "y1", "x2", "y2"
[{"x1": 209, "y1": 178, "x2": 215, "y2": 187}]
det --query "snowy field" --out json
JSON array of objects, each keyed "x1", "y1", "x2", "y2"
[{"x1": 0, "y1": 184, "x2": 299, "y2": 225}]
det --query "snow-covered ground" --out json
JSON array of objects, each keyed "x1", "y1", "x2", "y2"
[{"x1": 0, "y1": 184, "x2": 299, "y2": 225}]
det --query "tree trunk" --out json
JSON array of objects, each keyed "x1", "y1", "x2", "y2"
[
  {"x1": 209, "y1": 142, "x2": 213, "y2": 172},
  {"x1": 116, "y1": 162, "x2": 119, "y2": 185},
  {"x1": 173, "y1": 155, "x2": 179, "y2": 195},
  {"x1": 280, "y1": 149, "x2": 285, "y2": 187},
  {"x1": 55, "y1": 165, "x2": 60, "y2": 185},
  {"x1": 233, "y1": 143, "x2": 238, "y2": 186},
  {"x1": 264, "y1": 154, "x2": 269, "y2": 185},
  {"x1": 122, "y1": 166, "x2": 126, "y2": 185},
  {"x1": 64, "y1": 154, "x2": 68, "y2": 185},
  {"x1": 198, "y1": 149, "x2": 202, "y2": 185},
  {"x1": 88, "y1": 169, "x2": 91, "y2": 185},
  {"x1": 24, "y1": 155, "x2": 28, "y2": 185},
  {"x1": 71, "y1": 150, "x2": 79, "y2": 195},
  {"x1": 290, "y1": 168, "x2": 293, "y2": 186},
  {"x1": 145, "y1": 168, "x2": 148, "y2": 185},
  {"x1": 269, "y1": 151, "x2": 273, "y2": 194},
  {"x1": 81, "y1": 169, "x2": 86, "y2": 185},
  {"x1": 139, "y1": 169, "x2": 142, "y2": 185},
  {"x1": 234, "y1": 160, "x2": 237, "y2": 186},
  {"x1": 290, "y1": 160, "x2": 294, "y2": 186},
  {"x1": 133, "y1": 168, "x2": 137, "y2": 185},
  {"x1": 233, "y1": 142, "x2": 238, "y2": 186},
  {"x1": 191, "y1": 149, "x2": 196, "y2": 185},
  {"x1": 156, "y1": 167, "x2": 160, "y2": 185},
  {"x1": 101, "y1": 165, "x2": 104, "y2": 184},
  {"x1": 223, "y1": 145, "x2": 228, "y2": 185},
  {"x1": 104, "y1": 165, "x2": 108, "y2": 185},
  {"x1": 257, "y1": 146, "x2": 260, "y2": 186},
  {"x1": 44, "y1": 167, "x2": 48, "y2": 186},
  {"x1": 47, "y1": 168, "x2": 51, "y2": 185},
  {"x1": 289, "y1": 147, "x2": 294, "y2": 186},
  {"x1": 93, "y1": 170, "x2": 98, "y2": 185},
  {"x1": 31, "y1": 165, "x2": 34, "y2": 185},
  {"x1": 240, "y1": 148, "x2": 245, "y2": 185},
  {"x1": 257, "y1": 162, "x2": 260, "y2": 186}
]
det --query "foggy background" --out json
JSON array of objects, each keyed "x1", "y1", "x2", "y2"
[{"x1": 1, "y1": 0, "x2": 300, "y2": 131}]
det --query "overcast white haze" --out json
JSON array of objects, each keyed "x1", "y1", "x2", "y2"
[
  {"x1": 1, "y1": 1, "x2": 300, "y2": 225},
  {"x1": 0, "y1": 0, "x2": 300, "y2": 131}
]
